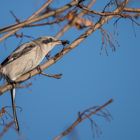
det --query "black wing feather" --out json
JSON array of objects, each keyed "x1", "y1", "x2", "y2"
[{"x1": 1, "y1": 43, "x2": 36, "y2": 66}]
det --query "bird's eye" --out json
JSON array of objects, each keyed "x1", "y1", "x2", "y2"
[
  {"x1": 48, "y1": 38, "x2": 53, "y2": 42},
  {"x1": 42, "y1": 38, "x2": 53, "y2": 44}
]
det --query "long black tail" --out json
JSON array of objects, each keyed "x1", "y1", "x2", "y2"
[{"x1": 10, "y1": 88, "x2": 19, "y2": 131}]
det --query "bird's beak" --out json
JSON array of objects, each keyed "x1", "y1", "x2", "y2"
[
  {"x1": 56, "y1": 40, "x2": 70, "y2": 46},
  {"x1": 61, "y1": 40, "x2": 70, "y2": 46}
]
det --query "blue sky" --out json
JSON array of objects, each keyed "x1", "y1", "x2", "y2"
[{"x1": 0, "y1": 0, "x2": 140, "y2": 140}]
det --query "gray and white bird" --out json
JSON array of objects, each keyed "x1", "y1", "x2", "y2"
[{"x1": 0, "y1": 36, "x2": 69, "y2": 131}]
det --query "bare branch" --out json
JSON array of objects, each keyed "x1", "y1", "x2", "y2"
[
  {"x1": 0, "y1": 0, "x2": 82, "y2": 42},
  {"x1": 0, "y1": 0, "x2": 80, "y2": 35},
  {"x1": 55, "y1": 0, "x2": 96, "y2": 38},
  {"x1": 124, "y1": 7, "x2": 140, "y2": 13},
  {"x1": 0, "y1": 0, "x2": 129, "y2": 95},
  {"x1": 78, "y1": 2, "x2": 139, "y2": 18},
  {"x1": 40, "y1": 72, "x2": 62, "y2": 79},
  {"x1": 0, "y1": 121, "x2": 14, "y2": 138},
  {"x1": 28, "y1": 0, "x2": 53, "y2": 20},
  {"x1": 53, "y1": 99, "x2": 113, "y2": 140}
]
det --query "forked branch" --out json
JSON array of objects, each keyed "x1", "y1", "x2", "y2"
[
  {"x1": 53, "y1": 99, "x2": 113, "y2": 140},
  {"x1": 0, "y1": 0, "x2": 130, "y2": 95}
]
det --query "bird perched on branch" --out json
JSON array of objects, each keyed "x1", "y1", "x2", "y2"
[{"x1": 0, "y1": 36, "x2": 69, "y2": 131}]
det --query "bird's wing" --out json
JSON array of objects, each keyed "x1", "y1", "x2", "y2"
[{"x1": 1, "y1": 42, "x2": 36, "y2": 66}]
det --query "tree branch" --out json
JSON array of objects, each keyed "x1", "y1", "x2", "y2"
[
  {"x1": 0, "y1": 0, "x2": 129, "y2": 95},
  {"x1": 0, "y1": 121, "x2": 14, "y2": 138},
  {"x1": 53, "y1": 99, "x2": 113, "y2": 140},
  {"x1": 0, "y1": 0, "x2": 82, "y2": 42},
  {"x1": 28, "y1": 0, "x2": 53, "y2": 20},
  {"x1": 55, "y1": 0, "x2": 96, "y2": 39},
  {"x1": 0, "y1": 0, "x2": 80, "y2": 35},
  {"x1": 78, "y1": 2, "x2": 140, "y2": 18},
  {"x1": 123, "y1": 7, "x2": 140, "y2": 13}
]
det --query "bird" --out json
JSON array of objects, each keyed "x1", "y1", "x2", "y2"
[{"x1": 0, "y1": 36, "x2": 69, "y2": 131}]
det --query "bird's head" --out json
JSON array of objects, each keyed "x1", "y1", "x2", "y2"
[{"x1": 37, "y1": 36, "x2": 69, "y2": 47}]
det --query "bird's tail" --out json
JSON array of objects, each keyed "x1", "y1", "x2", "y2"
[{"x1": 10, "y1": 88, "x2": 19, "y2": 131}]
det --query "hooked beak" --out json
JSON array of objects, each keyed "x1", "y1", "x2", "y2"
[
  {"x1": 61, "y1": 40, "x2": 70, "y2": 46},
  {"x1": 56, "y1": 40, "x2": 70, "y2": 46}
]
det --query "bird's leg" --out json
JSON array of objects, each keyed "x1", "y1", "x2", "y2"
[
  {"x1": 36, "y1": 65, "x2": 62, "y2": 79},
  {"x1": 36, "y1": 65, "x2": 42, "y2": 74}
]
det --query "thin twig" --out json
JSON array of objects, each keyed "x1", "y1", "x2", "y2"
[
  {"x1": 0, "y1": 121, "x2": 14, "y2": 138},
  {"x1": 0, "y1": 0, "x2": 80, "y2": 35},
  {"x1": 78, "y1": 4, "x2": 138, "y2": 17},
  {"x1": 55, "y1": 0, "x2": 96, "y2": 39},
  {"x1": 40, "y1": 72, "x2": 62, "y2": 79},
  {"x1": 28, "y1": 0, "x2": 53, "y2": 20},
  {"x1": 0, "y1": 0, "x2": 80, "y2": 42}
]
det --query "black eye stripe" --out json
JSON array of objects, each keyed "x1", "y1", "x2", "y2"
[{"x1": 42, "y1": 38, "x2": 53, "y2": 44}]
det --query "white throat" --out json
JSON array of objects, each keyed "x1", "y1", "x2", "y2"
[{"x1": 42, "y1": 43, "x2": 55, "y2": 55}]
